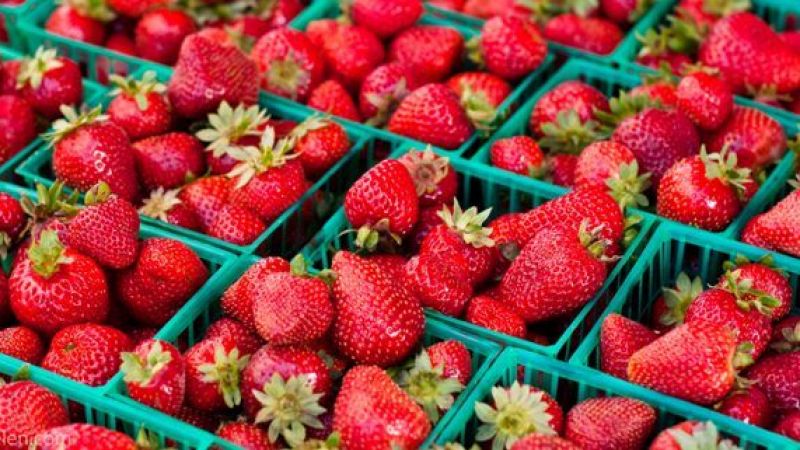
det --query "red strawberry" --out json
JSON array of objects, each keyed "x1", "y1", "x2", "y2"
[
  {"x1": 221, "y1": 256, "x2": 290, "y2": 329},
  {"x1": 628, "y1": 321, "x2": 737, "y2": 405},
  {"x1": 388, "y1": 25, "x2": 463, "y2": 85},
  {"x1": 359, "y1": 63, "x2": 416, "y2": 126},
  {"x1": 33, "y1": 424, "x2": 137, "y2": 449},
  {"x1": 410, "y1": 205, "x2": 447, "y2": 250},
  {"x1": 649, "y1": 421, "x2": 738, "y2": 450},
  {"x1": 629, "y1": 81, "x2": 679, "y2": 108},
  {"x1": 108, "y1": 0, "x2": 168, "y2": 17},
  {"x1": 42, "y1": 323, "x2": 133, "y2": 386},
  {"x1": 446, "y1": 72, "x2": 512, "y2": 132},
  {"x1": 398, "y1": 148, "x2": 458, "y2": 208},
  {"x1": 404, "y1": 252, "x2": 473, "y2": 316},
  {"x1": 704, "y1": 106, "x2": 787, "y2": 170},
  {"x1": 135, "y1": 9, "x2": 196, "y2": 65},
  {"x1": 195, "y1": 102, "x2": 270, "y2": 176},
  {"x1": 331, "y1": 251, "x2": 424, "y2": 366},
  {"x1": 717, "y1": 386, "x2": 773, "y2": 427},
  {"x1": 108, "y1": 70, "x2": 172, "y2": 140},
  {"x1": 351, "y1": 0, "x2": 423, "y2": 38},
  {"x1": 650, "y1": 272, "x2": 703, "y2": 333},
  {"x1": 388, "y1": 83, "x2": 474, "y2": 150},
  {"x1": 45, "y1": 5, "x2": 108, "y2": 45},
  {"x1": 251, "y1": 28, "x2": 325, "y2": 101},
  {"x1": 0, "y1": 380, "x2": 69, "y2": 448},
  {"x1": 207, "y1": 204, "x2": 266, "y2": 246},
  {"x1": 602, "y1": 0, "x2": 648, "y2": 24},
  {"x1": 774, "y1": 411, "x2": 800, "y2": 440},
  {"x1": 184, "y1": 335, "x2": 251, "y2": 413},
  {"x1": 0, "y1": 326, "x2": 45, "y2": 364},
  {"x1": 307, "y1": 20, "x2": 384, "y2": 89},
  {"x1": 117, "y1": 238, "x2": 209, "y2": 326},
  {"x1": 344, "y1": 159, "x2": 419, "y2": 250},
  {"x1": 9, "y1": 231, "x2": 109, "y2": 335},
  {"x1": 771, "y1": 316, "x2": 800, "y2": 353},
  {"x1": 334, "y1": 366, "x2": 430, "y2": 449},
  {"x1": 490, "y1": 136, "x2": 545, "y2": 178},
  {"x1": 548, "y1": 154, "x2": 578, "y2": 187},
  {"x1": 565, "y1": 397, "x2": 656, "y2": 450},
  {"x1": 543, "y1": 14, "x2": 623, "y2": 55},
  {"x1": 476, "y1": 15, "x2": 548, "y2": 80},
  {"x1": 574, "y1": 140, "x2": 650, "y2": 209},
  {"x1": 133, "y1": 132, "x2": 205, "y2": 190},
  {"x1": 722, "y1": 260, "x2": 792, "y2": 321},
  {"x1": 291, "y1": 117, "x2": 351, "y2": 178},
  {"x1": 676, "y1": 70, "x2": 733, "y2": 131},
  {"x1": 17, "y1": 47, "x2": 83, "y2": 120},
  {"x1": 216, "y1": 422, "x2": 278, "y2": 450},
  {"x1": 307, "y1": 80, "x2": 362, "y2": 122},
  {"x1": 511, "y1": 435, "x2": 581, "y2": 450},
  {"x1": 168, "y1": 28, "x2": 259, "y2": 119},
  {"x1": 205, "y1": 317, "x2": 263, "y2": 356},
  {"x1": 529, "y1": 80, "x2": 609, "y2": 136},
  {"x1": 600, "y1": 313, "x2": 658, "y2": 380},
  {"x1": 745, "y1": 350, "x2": 800, "y2": 414},
  {"x1": 426, "y1": 340, "x2": 472, "y2": 385},
  {"x1": 139, "y1": 187, "x2": 202, "y2": 231},
  {"x1": 0, "y1": 95, "x2": 36, "y2": 165},
  {"x1": 466, "y1": 295, "x2": 526, "y2": 339},
  {"x1": 120, "y1": 338, "x2": 185, "y2": 415}
]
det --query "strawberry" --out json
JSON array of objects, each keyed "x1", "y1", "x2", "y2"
[
  {"x1": 466, "y1": 295, "x2": 527, "y2": 339},
  {"x1": 139, "y1": 187, "x2": 202, "y2": 231},
  {"x1": 404, "y1": 252, "x2": 473, "y2": 316},
  {"x1": 529, "y1": 80, "x2": 609, "y2": 137},
  {"x1": 704, "y1": 106, "x2": 786, "y2": 170},
  {"x1": 771, "y1": 316, "x2": 800, "y2": 352},
  {"x1": 351, "y1": 0, "x2": 423, "y2": 38},
  {"x1": 42, "y1": 323, "x2": 133, "y2": 386},
  {"x1": 474, "y1": 382, "x2": 564, "y2": 448},
  {"x1": 251, "y1": 28, "x2": 325, "y2": 102},
  {"x1": 717, "y1": 386, "x2": 773, "y2": 428},
  {"x1": 0, "y1": 192, "x2": 25, "y2": 259},
  {"x1": 168, "y1": 28, "x2": 259, "y2": 119},
  {"x1": 120, "y1": 338, "x2": 185, "y2": 415},
  {"x1": 0, "y1": 95, "x2": 36, "y2": 164},
  {"x1": 388, "y1": 83, "x2": 474, "y2": 150},
  {"x1": 657, "y1": 147, "x2": 751, "y2": 231},
  {"x1": 184, "y1": 335, "x2": 251, "y2": 413},
  {"x1": 216, "y1": 422, "x2": 278, "y2": 450},
  {"x1": 134, "y1": 9, "x2": 196, "y2": 65},
  {"x1": 116, "y1": 237, "x2": 208, "y2": 326},
  {"x1": 774, "y1": 411, "x2": 800, "y2": 440},
  {"x1": 196, "y1": 102, "x2": 270, "y2": 176},
  {"x1": 745, "y1": 350, "x2": 800, "y2": 414},
  {"x1": 565, "y1": 397, "x2": 656, "y2": 450},
  {"x1": 602, "y1": 0, "x2": 648, "y2": 24},
  {"x1": 490, "y1": 136, "x2": 545, "y2": 178},
  {"x1": 33, "y1": 424, "x2": 137, "y2": 449},
  {"x1": 548, "y1": 154, "x2": 578, "y2": 187},
  {"x1": 741, "y1": 179, "x2": 800, "y2": 257},
  {"x1": 628, "y1": 321, "x2": 737, "y2": 405},
  {"x1": 0, "y1": 60, "x2": 20, "y2": 95},
  {"x1": 574, "y1": 140, "x2": 650, "y2": 209},
  {"x1": 675, "y1": 70, "x2": 733, "y2": 131},
  {"x1": 133, "y1": 132, "x2": 206, "y2": 190},
  {"x1": 0, "y1": 326, "x2": 44, "y2": 364},
  {"x1": 650, "y1": 272, "x2": 703, "y2": 333},
  {"x1": 629, "y1": 81, "x2": 679, "y2": 108},
  {"x1": 543, "y1": 14, "x2": 623, "y2": 55},
  {"x1": 649, "y1": 421, "x2": 738, "y2": 450},
  {"x1": 388, "y1": 25, "x2": 464, "y2": 85},
  {"x1": 221, "y1": 256, "x2": 290, "y2": 329},
  {"x1": 108, "y1": 0, "x2": 168, "y2": 17},
  {"x1": 725, "y1": 259, "x2": 793, "y2": 320},
  {"x1": 241, "y1": 345, "x2": 331, "y2": 446},
  {"x1": 398, "y1": 341, "x2": 469, "y2": 423},
  {"x1": 17, "y1": 47, "x2": 83, "y2": 119},
  {"x1": 344, "y1": 159, "x2": 419, "y2": 250},
  {"x1": 446, "y1": 72, "x2": 512, "y2": 132},
  {"x1": 474, "y1": 15, "x2": 548, "y2": 80},
  {"x1": 398, "y1": 148, "x2": 458, "y2": 208},
  {"x1": 47, "y1": 106, "x2": 139, "y2": 201},
  {"x1": 307, "y1": 20, "x2": 384, "y2": 89},
  {"x1": 499, "y1": 224, "x2": 608, "y2": 323},
  {"x1": 45, "y1": 4, "x2": 108, "y2": 46},
  {"x1": 307, "y1": 80, "x2": 362, "y2": 123},
  {"x1": 600, "y1": 313, "x2": 658, "y2": 380},
  {"x1": 410, "y1": 205, "x2": 447, "y2": 250},
  {"x1": 426, "y1": 339, "x2": 472, "y2": 385},
  {"x1": 205, "y1": 317, "x2": 263, "y2": 356},
  {"x1": 107, "y1": 70, "x2": 172, "y2": 140},
  {"x1": 207, "y1": 204, "x2": 266, "y2": 246},
  {"x1": 334, "y1": 365, "x2": 430, "y2": 449},
  {"x1": 9, "y1": 231, "x2": 109, "y2": 335},
  {"x1": 291, "y1": 117, "x2": 351, "y2": 178},
  {"x1": 511, "y1": 435, "x2": 581, "y2": 450},
  {"x1": 0, "y1": 381, "x2": 69, "y2": 448},
  {"x1": 331, "y1": 251, "x2": 424, "y2": 366},
  {"x1": 359, "y1": 63, "x2": 416, "y2": 126}
]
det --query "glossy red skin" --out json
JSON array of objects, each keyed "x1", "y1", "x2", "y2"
[
  {"x1": 0, "y1": 95, "x2": 36, "y2": 164},
  {"x1": 404, "y1": 253, "x2": 473, "y2": 316},
  {"x1": 132, "y1": 132, "x2": 206, "y2": 190},
  {"x1": 216, "y1": 423, "x2": 278, "y2": 450},
  {"x1": 108, "y1": 91, "x2": 172, "y2": 140},
  {"x1": 34, "y1": 424, "x2": 137, "y2": 450},
  {"x1": 184, "y1": 335, "x2": 243, "y2": 412},
  {"x1": 0, "y1": 381, "x2": 69, "y2": 449},
  {"x1": 295, "y1": 121, "x2": 351, "y2": 178},
  {"x1": 42, "y1": 324, "x2": 133, "y2": 386},
  {"x1": 221, "y1": 257, "x2": 290, "y2": 329},
  {"x1": 207, "y1": 204, "x2": 266, "y2": 246},
  {"x1": 746, "y1": 351, "x2": 800, "y2": 414},
  {"x1": 446, "y1": 71, "x2": 512, "y2": 108},
  {"x1": 228, "y1": 159, "x2": 308, "y2": 223},
  {"x1": 388, "y1": 83, "x2": 474, "y2": 150},
  {"x1": 388, "y1": 25, "x2": 463, "y2": 85},
  {"x1": 773, "y1": 410, "x2": 800, "y2": 440},
  {"x1": 45, "y1": 5, "x2": 106, "y2": 45},
  {"x1": 600, "y1": 313, "x2": 658, "y2": 380},
  {"x1": 178, "y1": 176, "x2": 232, "y2": 230},
  {"x1": 135, "y1": 9, "x2": 197, "y2": 65},
  {"x1": 108, "y1": 0, "x2": 170, "y2": 17},
  {"x1": 479, "y1": 15, "x2": 548, "y2": 80},
  {"x1": 359, "y1": 63, "x2": 417, "y2": 123},
  {"x1": 426, "y1": 339, "x2": 472, "y2": 385},
  {"x1": 205, "y1": 317, "x2": 264, "y2": 356},
  {"x1": 351, "y1": 0, "x2": 423, "y2": 38},
  {"x1": 0, "y1": 326, "x2": 45, "y2": 364},
  {"x1": 125, "y1": 339, "x2": 186, "y2": 415},
  {"x1": 704, "y1": 106, "x2": 786, "y2": 170},
  {"x1": 0, "y1": 60, "x2": 20, "y2": 95},
  {"x1": 66, "y1": 196, "x2": 141, "y2": 269},
  {"x1": 629, "y1": 82, "x2": 679, "y2": 108},
  {"x1": 565, "y1": 397, "x2": 656, "y2": 450},
  {"x1": 490, "y1": 136, "x2": 545, "y2": 176},
  {"x1": 718, "y1": 263, "x2": 792, "y2": 321},
  {"x1": 307, "y1": 80, "x2": 362, "y2": 122},
  {"x1": 307, "y1": 20, "x2": 384, "y2": 89},
  {"x1": 676, "y1": 72, "x2": 733, "y2": 131},
  {"x1": 638, "y1": 51, "x2": 693, "y2": 75},
  {"x1": 601, "y1": 0, "x2": 638, "y2": 24},
  {"x1": 529, "y1": 80, "x2": 609, "y2": 136},
  {"x1": 20, "y1": 56, "x2": 83, "y2": 120},
  {"x1": 718, "y1": 386, "x2": 773, "y2": 427},
  {"x1": 159, "y1": 202, "x2": 202, "y2": 231},
  {"x1": 649, "y1": 421, "x2": 701, "y2": 450},
  {"x1": 251, "y1": 28, "x2": 326, "y2": 101},
  {"x1": 574, "y1": 141, "x2": 636, "y2": 189},
  {"x1": 511, "y1": 435, "x2": 581, "y2": 450},
  {"x1": 741, "y1": 189, "x2": 800, "y2": 257},
  {"x1": 421, "y1": 223, "x2": 497, "y2": 286},
  {"x1": 549, "y1": 154, "x2": 578, "y2": 187},
  {"x1": 466, "y1": 295, "x2": 526, "y2": 339},
  {"x1": 543, "y1": 14, "x2": 623, "y2": 55}
]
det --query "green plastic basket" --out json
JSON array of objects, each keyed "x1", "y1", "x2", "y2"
[
  {"x1": 471, "y1": 58, "x2": 799, "y2": 239},
  {"x1": 105, "y1": 254, "x2": 503, "y2": 449},
  {"x1": 437, "y1": 347, "x2": 792, "y2": 449},
  {"x1": 0, "y1": 0, "x2": 33, "y2": 50},
  {"x1": 301, "y1": 143, "x2": 657, "y2": 361},
  {"x1": 570, "y1": 222, "x2": 800, "y2": 449},
  {"x1": 14, "y1": 64, "x2": 389, "y2": 257}
]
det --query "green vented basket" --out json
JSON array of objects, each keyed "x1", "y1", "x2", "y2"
[
  {"x1": 301, "y1": 143, "x2": 657, "y2": 361},
  {"x1": 570, "y1": 222, "x2": 800, "y2": 449},
  {"x1": 437, "y1": 347, "x2": 792, "y2": 449},
  {"x1": 470, "y1": 58, "x2": 799, "y2": 239},
  {"x1": 0, "y1": 0, "x2": 33, "y2": 50},
  {"x1": 105, "y1": 254, "x2": 503, "y2": 449},
  {"x1": 14, "y1": 64, "x2": 386, "y2": 257}
]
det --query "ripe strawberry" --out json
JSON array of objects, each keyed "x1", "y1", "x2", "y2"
[
  {"x1": 251, "y1": 28, "x2": 325, "y2": 101},
  {"x1": 207, "y1": 204, "x2": 266, "y2": 246},
  {"x1": 135, "y1": 9, "x2": 196, "y2": 65},
  {"x1": 388, "y1": 83, "x2": 474, "y2": 150},
  {"x1": 0, "y1": 381, "x2": 69, "y2": 448},
  {"x1": 446, "y1": 72, "x2": 512, "y2": 132},
  {"x1": 334, "y1": 366, "x2": 430, "y2": 449},
  {"x1": 291, "y1": 117, "x2": 351, "y2": 178},
  {"x1": 774, "y1": 411, "x2": 800, "y2": 440},
  {"x1": 704, "y1": 106, "x2": 786, "y2": 170},
  {"x1": 351, "y1": 0, "x2": 423, "y2": 38},
  {"x1": 195, "y1": 102, "x2": 270, "y2": 176},
  {"x1": 600, "y1": 313, "x2": 658, "y2": 380},
  {"x1": 48, "y1": 106, "x2": 139, "y2": 201},
  {"x1": 717, "y1": 386, "x2": 773, "y2": 427},
  {"x1": 9, "y1": 231, "x2": 109, "y2": 335},
  {"x1": 565, "y1": 397, "x2": 656, "y2": 450},
  {"x1": 602, "y1": 0, "x2": 647, "y2": 24},
  {"x1": 139, "y1": 187, "x2": 202, "y2": 231},
  {"x1": 133, "y1": 132, "x2": 206, "y2": 190},
  {"x1": 745, "y1": 350, "x2": 800, "y2": 414},
  {"x1": 628, "y1": 321, "x2": 737, "y2": 405},
  {"x1": 33, "y1": 424, "x2": 137, "y2": 449},
  {"x1": 500, "y1": 224, "x2": 608, "y2": 323},
  {"x1": 629, "y1": 81, "x2": 679, "y2": 108},
  {"x1": 205, "y1": 317, "x2": 263, "y2": 356},
  {"x1": 216, "y1": 422, "x2": 278, "y2": 450},
  {"x1": 45, "y1": 4, "x2": 108, "y2": 46},
  {"x1": 398, "y1": 148, "x2": 458, "y2": 208},
  {"x1": 649, "y1": 421, "x2": 738, "y2": 450},
  {"x1": 241, "y1": 345, "x2": 331, "y2": 446},
  {"x1": 511, "y1": 435, "x2": 581, "y2": 450},
  {"x1": 332, "y1": 251, "x2": 424, "y2": 366},
  {"x1": 548, "y1": 154, "x2": 578, "y2": 187},
  {"x1": 120, "y1": 338, "x2": 185, "y2": 415},
  {"x1": 543, "y1": 14, "x2": 623, "y2": 55},
  {"x1": 771, "y1": 316, "x2": 800, "y2": 353},
  {"x1": 466, "y1": 295, "x2": 527, "y2": 339},
  {"x1": 344, "y1": 159, "x2": 419, "y2": 250},
  {"x1": 410, "y1": 205, "x2": 447, "y2": 250},
  {"x1": 0, "y1": 326, "x2": 44, "y2": 364},
  {"x1": 108, "y1": 70, "x2": 172, "y2": 140},
  {"x1": 0, "y1": 95, "x2": 36, "y2": 164},
  {"x1": 650, "y1": 272, "x2": 703, "y2": 333},
  {"x1": 0, "y1": 59, "x2": 20, "y2": 95},
  {"x1": 221, "y1": 256, "x2": 290, "y2": 329},
  {"x1": 574, "y1": 140, "x2": 650, "y2": 209},
  {"x1": 307, "y1": 19, "x2": 384, "y2": 89},
  {"x1": 116, "y1": 238, "x2": 209, "y2": 326},
  {"x1": 0, "y1": 192, "x2": 24, "y2": 255},
  {"x1": 307, "y1": 80, "x2": 362, "y2": 122},
  {"x1": 388, "y1": 25, "x2": 463, "y2": 85},
  {"x1": 721, "y1": 260, "x2": 792, "y2": 321},
  {"x1": 359, "y1": 63, "x2": 416, "y2": 126},
  {"x1": 529, "y1": 80, "x2": 609, "y2": 136},
  {"x1": 426, "y1": 339, "x2": 472, "y2": 385},
  {"x1": 42, "y1": 323, "x2": 133, "y2": 386},
  {"x1": 490, "y1": 136, "x2": 545, "y2": 178},
  {"x1": 404, "y1": 252, "x2": 473, "y2": 316},
  {"x1": 168, "y1": 28, "x2": 258, "y2": 119},
  {"x1": 17, "y1": 47, "x2": 83, "y2": 119},
  {"x1": 185, "y1": 335, "x2": 251, "y2": 413},
  {"x1": 676, "y1": 70, "x2": 733, "y2": 131},
  {"x1": 475, "y1": 15, "x2": 548, "y2": 80},
  {"x1": 108, "y1": 0, "x2": 168, "y2": 17}
]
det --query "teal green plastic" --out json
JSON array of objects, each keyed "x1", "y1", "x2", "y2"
[
  {"x1": 471, "y1": 58, "x2": 800, "y2": 239},
  {"x1": 14, "y1": 64, "x2": 385, "y2": 257},
  {"x1": 0, "y1": 0, "x2": 33, "y2": 50},
  {"x1": 105, "y1": 254, "x2": 503, "y2": 449},
  {"x1": 570, "y1": 223, "x2": 800, "y2": 449},
  {"x1": 438, "y1": 348, "x2": 792, "y2": 449},
  {"x1": 283, "y1": 0, "x2": 559, "y2": 157},
  {"x1": 301, "y1": 144, "x2": 657, "y2": 360}
]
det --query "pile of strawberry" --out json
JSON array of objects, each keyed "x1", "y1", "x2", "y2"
[
  {"x1": 742, "y1": 174, "x2": 800, "y2": 258},
  {"x1": 429, "y1": 0, "x2": 643, "y2": 55},
  {"x1": 598, "y1": 257, "x2": 800, "y2": 441},
  {"x1": 0, "y1": 182, "x2": 209, "y2": 390},
  {"x1": 118, "y1": 252, "x2": 475, "y2": 449},
  {"x1": 636, "y1": 0, "x2": 800, "y2": 112},
  {"x1": 489, "y1": 68, "x2": 792, "y2": 232},
  {"x1": 436, "y1": 381, "x2": 742, "y2": 449}
]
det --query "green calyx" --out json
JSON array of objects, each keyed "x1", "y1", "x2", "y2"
[
  {"x1": 432, "y1": 444, "x2": 480, "y2": 450},
  {"x1": 135, "y1": 426, "x2": 177, "y2": 450},
  {"x1": 465, "y1": 37, "x2": 485, "y2": 69},
  {"x1": 744, "y1": 83, "x2": 792, "y2": 104},
  {"x1": 578, "y1": 220, "x2": 611, "y2": 261},
  {"x1": 771, "y1": 321, "x2": 800, "y2": 353},
  {"x1": 722, "y1": 254, "x2": 785, "y2": 276},
  {"x1": 109, "y1": 70, "x2": 167, "y2": 111},
  {"x1": 595, "y1": 91, "x2": 662, "y2": 132},
  {"x1": 290, "y1": 115, "x2": 332, "y2": 142},
  {"x1": 515, "y1": 0, "x2": 569, "y2": 24},
  {"x1": 668, "y1": 421, "x2": 741, "y2": 450},
  {"x1": 266, "y1": 53, "x2": 310, "y2": 101},
  {"x1": 364, "y1": 77, "x2": 409, "y2": 127},
  {"x1": 438, "y1": 199, "x2": 495, "y2": 249},
  {"x1": 139, "y1": 187, "x2": 183, "y2": 222},
  {"x1": 16, "y1": 47, "x2": 64, "y2": 90},
  {"x1": 538, "y1": 110, "x2": 606, "y2": 155},
  {"x1": 459, "y1": 84, "x2": 501, "y2": 136},
  {"x1": 252, "y1": 373, "x2": 327, "y2": 448},
  {"x1": 398, "y1": 349, "x2": 465, "y2": 424},
  {"x1": 606, "y1": 160, "x2": 652, "y2": 211},
  {"x1": 290, "y1": 254, "x2": 311, "y2": 277},
  {"x1": 700, "y1": 145, "x2": 753, "y2": 197},
  {"x1": 83, "y1": 182, "x2": 112, "y2": 206},
  {"x1": 28, "y1": 230, "x2": 73, "y2": 279},
  {"x1": 64, "y1": 0, "x2": 116, "y2": 21},
  {"x1": 120, "y1": 340, "x2": 172, "y2": 387},
  {"x1": 733, "y1": 342, "x2": 755, "y2": 369},
  {"x1": 719, "y1": 269, "x2": 781, "y2": 318},
  {"x1": 181, "y1": 0, "x2": 251, "y2": 24},
  {"x1": 294, "y1": 432, "x2": 341, "y2": 450},
  {"x1": 622, "y1": 215, "x2": 643, "y2": 249},
  {"x1": 197, "y1": 343, "x2": 250, "y2": 409},
  {"x1": 353, "y1": 218, "x2": 401, "y2": 253},
  {"x1": 226, "y1": 126, "x2": 297, "y2": 189},
  {"x1": 628, "y1": 0, "x2": 654, "y2": 22},
  {"x1": 660, "y1": 272, "x2": 703, "y2": 327},
  {"x1": 196, "y1": 101, "x2": 270, "y2": 159},
  {"x1": 44, "y1": 105, "x2": 109, "y2": 144},
  {"x1": 637, "y1": 14, "x2": 705, "y2": 58},
  {"x1": 20, "y1": 181, "x2": 79, "y2": 224},
  {"x1": 474, "y1": 381, "x2": 556, "y2": 450},
  {"x1": 399, "y1": 147, "x2": 452, "y2": 199},
  {"x1": 699, "y1": 0, "x2": 750, "y2": 17}
]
